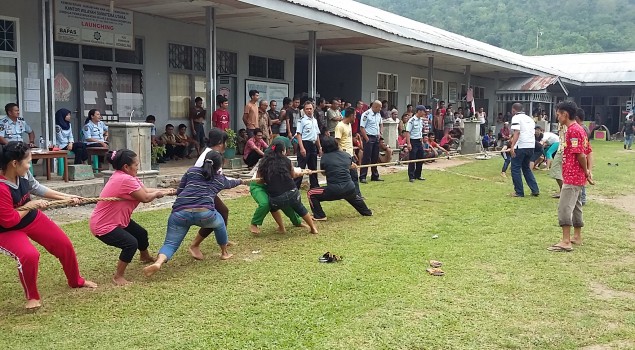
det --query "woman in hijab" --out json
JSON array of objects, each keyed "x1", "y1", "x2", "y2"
[{"x1": 55, "y1": 108, "x2": 88, "y2": 164}]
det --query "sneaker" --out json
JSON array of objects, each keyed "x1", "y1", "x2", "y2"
[
  {"x1": 409, "y1": 178, "x2": 415, "y2": 183},
  {"x1": 416, "y1": 177, "x2": 426, "y2": 181},
  {"x1": 360, "y1": 179, "x2": 367, "y2": 184}
]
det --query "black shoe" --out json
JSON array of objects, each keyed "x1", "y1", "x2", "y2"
[
  {"x1": 416, "y1": 177, "x2": 426, "y2": 181},
  {"x1": 409, "y1": 178, "x2": 415, "y2": 183},
  {"x1": 371, "y1": 178, "x2": 384, "y2": 182},
  {"x1": 531, "y1": 192, "x2": 540, "y2": 197},
  {"x1": 360, "y1": 179, "x2": 367, "y2": 184}
]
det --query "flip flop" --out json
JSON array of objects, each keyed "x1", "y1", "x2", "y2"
[
  {"x1": 547, "y1": 245, "x2": 573, "y2": 252},
  {"x1": 426, "y1": 268, "x2": 445, "y2": 276},
  {"x1": 429, "y1": 260, "x2": 443, "y2": 268},
  {"x1": 319, "y1": 252, "x2": 342, "y2": 263},
  {"x1": 551, "y1": 193, "x2": 560, "y2": 198}
]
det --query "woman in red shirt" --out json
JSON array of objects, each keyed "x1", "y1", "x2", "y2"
[{"x1": 0, "y1": 141, "x2": 97, "y2": 309}]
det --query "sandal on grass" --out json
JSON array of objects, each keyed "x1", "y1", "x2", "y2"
[
  {"x1": 426, "y1": 268, "x2": 445, "y2": 276},
  {"x1": 429, "y1": 260, "x2": 443, "y2": 268},
  {"x1": 319, "y1": 252, "x2": 342, "y2": 263},
  {"x1": 547, "y1": 245, "x2": 573, "y2": 252}
]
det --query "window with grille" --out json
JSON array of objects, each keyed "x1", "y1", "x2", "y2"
[
  {"x1": 410, "y1": 77, "x2": 427, "y2": 106},
  {"x1": 0, "y1": 20, "x2": 16, "y2": 52},
  {"x1": 432, "y1": 80, "x2": 444, "y2": 100},
  {"x1": 193, "y1": 47, "x2": 206, "y2": 72},
  {"x1": 473, "y1": 86, "x2": 485, "y2": 99},
  {"x1": 249, "y1": 55, "x2": 285, "y2": 80},
  {"x1": 217, "y1": 50, "x2": 237, "y2": 75},
  {"x1": 377, "y1": 72, "x2": 398, "y2": 107},
  {"x1": 168, "y1": 43, "x2": 193, "y2": 70}
]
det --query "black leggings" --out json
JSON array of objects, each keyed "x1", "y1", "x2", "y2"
[{"x1": 96, "y1": 220, "x2": 149, "y2": 263}]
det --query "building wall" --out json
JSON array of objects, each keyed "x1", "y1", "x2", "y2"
[
  {"x1": 1, "y1": 0, "x2": 46, "y2": 141},
  {"x1": 295, "y1": 54, "x2": 363, "y2": 103}
]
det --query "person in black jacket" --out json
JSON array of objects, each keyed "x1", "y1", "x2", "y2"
[{"x1": 307, "y1": 137, "x2": 372, "y2": 221}]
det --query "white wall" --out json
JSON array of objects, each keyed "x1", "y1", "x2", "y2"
[{"x1": 361, "y1": 56, "x2": 498, "y2": 118}]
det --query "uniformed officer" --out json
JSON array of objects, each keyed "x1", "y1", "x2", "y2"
[
  {"x1": 405, "y1": 105, "x2": 427, "y2": 182},
  {"x1": 295, "y1": 101, "x2": 322, "y2": 189},
  {"x1": 359, "y1": 100, "x2": 383, "y2": 183},
  {"x1": 82, "y1": 109, "x2": 109, "y2": 148},
  {"x1": 0, "y1": 103, "x2": 35, "y2": 146}
]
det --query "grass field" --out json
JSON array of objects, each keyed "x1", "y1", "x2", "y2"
[{"x1": 1, "y1": 141, "x2": 634, "y2": 350}]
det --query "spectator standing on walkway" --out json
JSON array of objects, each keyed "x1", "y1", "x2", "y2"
[{"x1": 509, "y1": 103, "x2": 540, "y2": 197}]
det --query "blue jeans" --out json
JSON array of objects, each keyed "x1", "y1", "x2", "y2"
[
  {"x1": 159, "y1": 209, "x2": 227, "y2": 260},
  {"x1": 501, "y1": 157, "x2": 511, "y2": 173},
  {"x1": 511, "y1": 148, "x2": 540, "y2": 196},
  {"x1": 625, "y1": 134, "x2": 634, "y2": 149}
]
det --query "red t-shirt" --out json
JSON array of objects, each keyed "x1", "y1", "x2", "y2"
[
  {"x1": 212, "y1": 109, "x2": 230, "y2": 131},
  {"x1": 562, "y1": 123, "x2": 591, "y2": 186},
  {"x1": 89, "y1": 170, "x2": 143, "y2": 235}
]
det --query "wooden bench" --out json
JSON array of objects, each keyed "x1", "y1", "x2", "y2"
[
  {"x1": 30, "y1": 150, "x2": 69, "y2": 182},
  {"x1": 87, "y1": 147, "x2": 109, "y2": 172}
]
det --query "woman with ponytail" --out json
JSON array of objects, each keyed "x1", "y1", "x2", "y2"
[
  {"x1": 144, "y1": 150, "x2": 247, "y2": 277},
  {"x1": 258, "y1": 139, "x2": 318, "y2": 234},
  {"x1": 89, "y1": 149, "x2": 167, "y2": 285},
  {"x1": 0, "y1": 141, "x2": 97, "y2": 309}
]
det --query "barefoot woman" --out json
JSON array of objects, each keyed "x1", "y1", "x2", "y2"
[
  {"x1": 0, "y1": 142, "x2": 96, "y2": 309},
  {"x1": 89, "y1": 149, "x2": 166, "y2": 285}
]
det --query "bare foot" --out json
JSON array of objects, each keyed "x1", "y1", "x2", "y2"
[
  {"x1": 81, "y1": 280, "x2": 98, "y2": 289},
  {"x1": 500, "y1": 172, "x2": 507, "y2": 178},
  {"x1": 143, "y1": 264, "x2": 161, "y2": 277},
  {"x1": 295, "y1": 223, "x2": 310, "y2": 229},
  {"x1": 189, "y1": 246, "x2": 204, "y2": 260},
  {"x1": 310, "y1": 228, "x2": 319, "y2": 234},
  {"x1": 220, "y1": 253, "x2": 234, "y2": 260},
  {"x1": 276, "y1": 226, "x2": 287, "y2": 234},
  {"x1": 25, "y1": 299, "x2": 42, "y2": 310},
  {"x1": 113, "y1": 276, "x2": 132, "y2": 286},
  {"x1": 571, "y1": 239, "x2": 583, "y2": 245},
  {"x1": 250, "y1": 224, "x2": 261, "y2": 234}
]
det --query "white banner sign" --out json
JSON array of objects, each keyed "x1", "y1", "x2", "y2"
[{"x1": 55, "y1": 0, "x2": 134, "y2": 50}]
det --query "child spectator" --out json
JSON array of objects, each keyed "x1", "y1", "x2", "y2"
[
  {"x1": 89, "y1": 149, "x2": 167, "y2": 285},
  {"x1": 500, "y1": 141, "x2": 512, "y2": 177},
  {"x1": 160, "y1": 124, "x2": 187, "y2": 160},
  {"x1": 482, "y1": 130, "x2": 496, "y2": 149},
  {"x1": 378, "y1": 137, "x2": 392, "y2": 164},
  {"x1": 212, "y1": 95, "x2": 230, "y2": 131}
]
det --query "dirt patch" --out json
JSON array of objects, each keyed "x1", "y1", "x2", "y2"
[
  {"x1": 595, "y1": 194, "x2": 635, "y2": 216},
  {"x1": 580, "y1": 340, "x2": 635, "y2": 350},
  {"x1": 590, "y1": 282, "x2": 635, "y2": 300}
]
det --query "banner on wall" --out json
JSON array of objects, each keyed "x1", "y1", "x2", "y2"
[
  {"x1": 55, "y1": 0, "x2": 134, "y2": 50},
  {"x1": 245, "y1": 80, "x2": 289, "y2": 104}
]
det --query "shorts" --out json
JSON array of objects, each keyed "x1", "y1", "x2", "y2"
[{"x1": 549, "y1": 153, "x2": 563, "y2": 180}]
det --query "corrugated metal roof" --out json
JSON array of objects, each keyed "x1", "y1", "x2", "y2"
[
  {"x1": 528, "y1": 52, "x2": 635, "y2": 84},
  {"x1": 274, "y1": 0, "x2": 566, "y2": 77},
  {"x1": 497, "y1": 76, "x2": 567, "y2": 94}
]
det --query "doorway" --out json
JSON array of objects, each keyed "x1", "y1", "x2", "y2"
[
  {"x1": 218, "y1": 75, "x2": 237, "y2": 130},
  {"x1": 54, "y1": 61, "x2": 81, "y2": 139}
]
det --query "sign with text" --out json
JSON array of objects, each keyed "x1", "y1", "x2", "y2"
[{"x1": 55, "y1": 0, "x2": 134, "y2": 50}]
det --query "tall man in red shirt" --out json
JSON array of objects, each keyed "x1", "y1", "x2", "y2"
[
  {"x1": 549, "y1": 101, "x2": 594, "y2": 252},
  {"x1": 212, "y1": 95, "x2": 230, "y2": 131}
]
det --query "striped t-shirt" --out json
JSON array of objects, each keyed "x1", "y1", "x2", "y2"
[{"x1": 172, "y1": 167, "x2": 242, "y2": 213}]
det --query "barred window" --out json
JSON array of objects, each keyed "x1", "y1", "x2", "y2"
[
  {"x1": 0, "y1": 20, "x2": 16, "y2": 52},
  {"x1": 267, "y1": 58, "x2": 284, "y2": 80},
  {"x1": 217, "y1": 50, "x2": 237, "y2": 75},
  {"x1": 193, "y1": 47, "x2": 206, "y2": 72},
  {"x1": 168, "y1": 43, "x2": 192, "y2": 70},
  {"x1": 249, "y1": 55, "x2": 284, "y2": 80}
]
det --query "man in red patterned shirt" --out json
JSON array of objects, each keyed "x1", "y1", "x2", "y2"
[{"x1": 549, "y1": 101, "x2": 594, "y2": 252}]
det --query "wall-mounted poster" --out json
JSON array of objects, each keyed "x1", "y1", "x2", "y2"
[
  {"x1": 55, "y1": 0, "x2": 134, "y2": 50},
  {"x1": 245, "y1": 79, "x2": 289, "y2": 104}
]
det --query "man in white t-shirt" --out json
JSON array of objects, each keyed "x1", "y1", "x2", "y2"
[{"x1": 509, "y1": 103, "x2": 540, "y2": 197}]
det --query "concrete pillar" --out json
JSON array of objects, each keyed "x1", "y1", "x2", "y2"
[
  {"x1": 102, "y1": 123, "x2": 159, "y2": 186},
  {"x1": 427, "y1": 57, "x2": 434, "y2": 104},
  {"x1": 465, "y1": 65, "x2": 471, "y2": 92},
  {"x1": 461, "y1": 121, "x2": 482, "y2": 154},
  {"x1": 206, "y1": 7, "x2": 217, "y2": 131},
  {"x1": 381, "y1": 119, "x2": 399, "y2": 149},
  {"x1": 308, "y1": 31, "x2": 317, "y2": 98}
]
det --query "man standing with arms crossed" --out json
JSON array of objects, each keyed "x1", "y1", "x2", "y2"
[
  {"x1": 295, "y1": 102, "x2": 322, "y2": 189},
  {"x1": 509, "y1": 103, "x2": 540, "y2": 197},
  {"x1": 405, "y1": 105, "x2": 426, "y2": 183},
  {"x1": 359, "y1": 100, "x2": 383, "y2": 183},
  {"x1": 335, "y1": 107, "x2": 362, "y2": 198}
]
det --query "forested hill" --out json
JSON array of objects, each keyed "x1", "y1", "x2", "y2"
[{"x1": 356, "y1": 0, "x2": 635, "y2": 55}]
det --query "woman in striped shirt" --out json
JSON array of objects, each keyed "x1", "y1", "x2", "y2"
[{"x1": 144, "y1": 150, "x2": 247, "y2": 277}]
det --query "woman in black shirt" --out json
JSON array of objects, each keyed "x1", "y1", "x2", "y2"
[
  {"x1": 307, "y1": 137, "x2": 372, "y2": 221},
  {"x1": 258, "y1": 139, "x2": 318, "y2": 234}
]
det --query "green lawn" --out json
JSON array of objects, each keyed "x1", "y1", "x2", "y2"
[{"x1": 1, "y1": 141, "x2": 634, "y2": 350}]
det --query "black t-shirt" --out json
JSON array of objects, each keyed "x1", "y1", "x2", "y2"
[
  {"x1": 268, "y1": 110, "x2": 281, "y2": 134},
  {"x1": 262, "y1": 157, "x2": 296, "y2": 197},
  {"x1": 320, "y1": 151, "x2": 355, "y2": 194},
  {"x1": 286, "y1": 107, "x2": 300, "y2": 131},
  {"x1": 625, "y1": 120, "x2": 634, "y2": 135}
]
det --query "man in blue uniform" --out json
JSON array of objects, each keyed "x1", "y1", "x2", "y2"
[
  {"x1": 359, "y1": 100, "x2": 383, "y2": 183},
  {"x1": 295, "y1": 101, "x2": 322, "y2": 189},
  {"x1": 0, "y1": 103, "x2": 35, "y2": 146},
  {"x1": 405, "y1": 105, "x2": 426, "y2": 182}
]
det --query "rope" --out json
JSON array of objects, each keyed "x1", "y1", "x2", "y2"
[{"x1": 16, "y1": 151, "x2": 491, "y2": 211}]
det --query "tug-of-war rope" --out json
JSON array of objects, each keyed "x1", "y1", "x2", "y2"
[{"x1": 17, "y1": 151, "x2": 490, "y2": 212}]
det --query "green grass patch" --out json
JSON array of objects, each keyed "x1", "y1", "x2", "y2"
[{"x1": 1, "y1": 141, "x2": 634, "y2": 349}]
